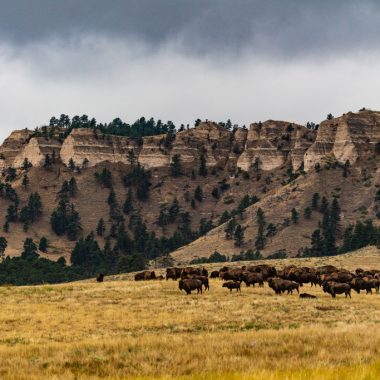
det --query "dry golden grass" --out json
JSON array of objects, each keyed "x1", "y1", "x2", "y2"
[{"x1": 1, "y1": 247, "x2": 380, "y2": 379}]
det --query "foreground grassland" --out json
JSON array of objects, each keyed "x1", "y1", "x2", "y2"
[{"x1": 1, "y1": 247, "x2": 380, "y2": 379}]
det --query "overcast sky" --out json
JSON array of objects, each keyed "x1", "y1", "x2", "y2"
[{"x1": 1, "y1": 0, "x2": 380, "y2": 143}]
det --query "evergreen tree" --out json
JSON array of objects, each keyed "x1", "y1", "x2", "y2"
[
  {"x1": 199, "y1": 218, "x2": 214, "y2": 236},
  {"x1": 266, "y1": 223, "x2": 277, "y2": 237},
  {"x1": 234, "y1": 224, "x2": 244, "y2": 247},
  {"x1": 170, "y1": 154, "x2": 182, "y2": 177},
  {"x1": 127, "y1": 149, "x2": 136, "y2": 166},
  {"x1": 343, "y1": 160, "x2": 350, "y2": 177},
  {"x1": 22, "y1": 174, "x2": 29, "y2": 190},
  {"x1": 219, "y1": 210, "x2": 230, "y2": 225},
  {"x1": 96, "y1": 218, "x2": 106, "y2": 237},
  {"x1": 291, "y1": 208, "x2": 299, "y2": 224},
  {"x1": 304, "y1": 207, "x2": 312, "y2": 219},
  {"x1": 38, "y1": 237, "x2": 48, "y2": 253},
  {"x1": 194, "y1": 186, "x2": 203, "y2": 202},
  {"x1": 94, "y1": 167, "x2": 112, "y2": 188},
  {"x1": 211, "y1": 187, "x2": 220, "y2": 199},
  {"x1": 68, "y1": 158, "x2": 76, "y2": 171},
  {"x1": 191, "y1": 199, "x2": 196, "y2": 209},
  {"x1": 44, "y1": 154, "x2": 52, "y2": 170},
  {"x1": 68, "y1": 177, "x2": 78, "y2": 197},
  {"x1": 320, "y1": 196, "x2": 329, "y2": 213},
  {"x1": 199, "y1": 153, "x2": 207, "y2": 176},
  {"x1": 3, "y1": 222, "x2": 9, "y2": 233},
  {"x1": 70, "y1": 234, "x2": 104, "y2": 271},
  {"x1": 255, "y1": 208, "x2": 266, "y2": 250},
  {"x1": 0, "y1": 237, "x2": 7, "y2": 259},
  {"x1": 225, "y1": 217, "x2": 237, "y2": 240},
  {"x1": 123, "y1": 189, "x2": 134, "y2": 215},
  {"x1": 311, "y1": 193, "x2": 320, "y2": 210},
  {"x1": 21, "y1": 158, "x2": 32, "y2": 171},
  {"x1": 21, "y1": 238, "x2": 39, "y2": 260},
  {"x1": 66, "y1": 204, "x2": 82, "y2": 241},
  {"x1": 310, "y1": 229, "x2": 323, "y2": 256},
  {"x1": 168, "y1": 199, "x2": 180, "y2": 222},
  {"x1": 330, "y1": 197, "x2": 341, "y2": 234},
  {"x1": 191, "y1": 169, "x2": 196, "y2": 180}
]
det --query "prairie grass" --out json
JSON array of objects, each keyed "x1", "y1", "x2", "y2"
[{"x1": 1, "y1": 247, "x2": 380, "y2": 379}]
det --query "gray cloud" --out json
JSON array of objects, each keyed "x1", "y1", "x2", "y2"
[{"x1": 0, "y1": 1, "x2": 380, "y2": 143}]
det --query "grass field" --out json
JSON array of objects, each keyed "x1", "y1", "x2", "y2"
[{"x1": 1, "y1": 247, "x2": 380, "y2": 379}]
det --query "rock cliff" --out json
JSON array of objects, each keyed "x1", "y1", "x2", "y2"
[{"x1": 2, "y1": 111, "x2": 379, "y2": 174}]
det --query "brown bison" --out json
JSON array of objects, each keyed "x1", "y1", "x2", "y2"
[
  {"x1": 322, "y1": 281, "x2": 351, "y2": 298},
  {"x1": 179, "y1": 279, "x2": 203, "y2": 295},
  {"x1": 299, "y1": 293, "x2": 316, "y2": 299},
  {"x1": 246, "y1": 264, "x2": 276, "y2": 280},
  {"x1": 166, "y1": 267, "x2": 182, "y2": 281},
  {"x1": 96, "y1": 273, "x2": 104, "y2": 283},
  {"x1": 222, "y1": 281, "x2": 241, "y2": 292},
  {"x1": 350, "y1": 277, "x2": 379, "y2": 294},
  {"x1": 181, "y1": 267, "x2": 208, "y2": 278},
  {"x1": 268, "y1": 278, "x2": 300, "y2": 295},
  {"x1": 135, "y1": 270, "x2": 156, "y2": 281},
  {"x1": 210, "y1": 270, "x2": 220, "y2": 278},
  {"x1": 241, "y1": 272, "x2": 264, "y2": 287},
  {"x1": 220, "y1": 269, "x2": 244, "y2": 281},
  {"x1": 183, "y1": 275, "x2": 209, "y2": 291}
]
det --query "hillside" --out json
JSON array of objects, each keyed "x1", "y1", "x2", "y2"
[
  {"x1": 0, "y1": 247, "x2": 380, "y2": 379},
  {"x1": 0, "y1": 109, "x2": 379, "y2": 269}
]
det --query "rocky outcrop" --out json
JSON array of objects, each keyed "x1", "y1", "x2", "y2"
[
  {"x1": 237, "y1": 121, "x2": 315, "y2": 171},
  {"x1": 304, "y1": 110, "x2": 380, "y2": 171},
  {"x1": 60, "y1": 128, "x2": 139, "y2": 167},
  {"x1": 13, "y1": 137, "x2": 62, "y2": 168},
  {"x1": 7, "y1": 117, "x2": 369, "y2": 174}
]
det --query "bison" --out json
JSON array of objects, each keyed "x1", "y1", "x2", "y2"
[
  {"x1": 246, "y1": 264, "x2": 276, "y2": 280},
  {"x1": 241, "y1": 272, "x2": 264, "y2": 287},
  {"x1": 166, "y1": 267, "x2": 182, "y2": 281},
  {"x1": 322, "y1": 281, "x2": 351, "y2": 298},
  {"x1": 268, "y1": 278, "x2": 300, "y2": 295},
  {"x1": 178, "y1": 279, "x2": 203, "y2": 295},
  {"x1": 135, "y1": 270, "x2": 156, "y2": 281},
  {"x1": 299, "y1": 293, "x2": 317, "y2": 299},
  {"x1": 96, "y1": 273, "x2": 104, "y2": 283},
  {"x1": 222, "y1": 281, "x2": 241, "y2": 292},
  {"x1": 210, "y1": 270, "x2": 220, "y2": 279}
]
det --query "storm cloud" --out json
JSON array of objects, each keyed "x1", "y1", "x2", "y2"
[{"x1": 0, "y1": 0, "x2": 380, "y2": 142}]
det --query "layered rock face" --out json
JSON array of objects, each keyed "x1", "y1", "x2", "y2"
[
  {"x1": 60, "y1": 128, "x2": 139, "y2": 167},
  {"x1": 304, "y1": 110, "x2": 380, "y2": 171},
  {"x1": 2, "y1": 111, "x2": 378, "y2": 174},
  {"x1": 237, "y1": 121, "x2": 315, "y2": 171}
]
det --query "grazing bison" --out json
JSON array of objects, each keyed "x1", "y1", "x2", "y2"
[
  {"x1": 299, "y1": 293, "x2": 317, "y2": 299},
  {"x1": 241, "y1": 272, "x2": 264, "y2": 287},
  {"x1": 222, "y1": 281, "x2": 241, "y2": 292},
  {"x1": 96, "y1": 273, "x2": 104, "y2": 283},
  {"x1": 166, "y1": 267, "x2": 182, "y2": 281},
  {"x1": 181, "y1": 267, "x2": 208, "y2": 278},
  {"x1": 210, "y1": 270, "x2": 220, "y2": 279},
  {"x1": 322, "y1": 281, "x2": 351, "y2": 298},
  {"x1": 188, "y1": 275, "x2": 209, "y2": 291},
  {"x1": 179, "y1": 279, "x2": 203, "y2": 295},
  {"x1": 268, "y1": 278, "x2": 300, "y2": 295},
  {"x1": 315, "y1": 265, "x2": 338, "y2": 275},
  {"x1": 350, "y1": 277, "x2": 379, "y2": 294},
  {"x1": 246, "y1": 264, "x2": 276, "y2": 280},
  {"x1": 135, "y1": 270, "x2": 156, "y2": 281},
  {"x1": 220, "y1": 269, "x2": 243, "y2": 281}
]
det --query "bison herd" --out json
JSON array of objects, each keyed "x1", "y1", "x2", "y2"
[{"x1": 133, "y1": 264, "x2": 380, "y2": 298}]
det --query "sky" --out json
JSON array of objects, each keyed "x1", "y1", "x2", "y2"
[{"x1": 1, "y1": 0, "x2": 380, "y2": 143}]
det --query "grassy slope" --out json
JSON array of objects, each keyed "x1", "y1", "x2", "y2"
[{"x1": 0, "y1": 246, "x2": 380, "y2": 379}]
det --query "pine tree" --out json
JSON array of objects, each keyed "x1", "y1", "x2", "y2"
[
  {"x1": 194, "y1": 186, "x2": 203, "y2": 202},
  {"x1": 3, "y1": 222, "x2": 9, "y2": 233},
  {"x1": 343, "y1": 160, "x2": 350, "y2": 177},
  {"x1": 44, "y1": 154, "x2": 52, "y2": 170},
  {"x1": 304, "y1": 207, "x2": 312, "y2": 219},
  {"x1": 320, "y1": 196, "x2": 329, "y2": 213},
  {"x1": 123, "y1": 189, "x2": 134, "y2": 215},
  {"x1": 170, "y1": 154, "x2": 182, "y2": 177},
  {"x1": 330, "y1": 197, "x2": 341, "y2": 234},
  {"x1": 68, "y1": 158, "x2": 76, "y2": 171},
  {"x1": 96, "y1": 218, "x2": 106, "y2": 237},
  {"x1": 218, "y1": 210, "x2": 230, "y2": 225},
  {"x1": 168, "y1": 199, "x2": 180, "y2": 222},
  {"x1": 255, "y1": 208, "x2": 266, "y2": 250},
  {"x1": 291, "y1": 208, "x2": 299, "y2": 224},
  {"x1": 310, "y1": 229, "x2": 323, "y2": 256},
  {"x1": 0, "y1": 236, "x2": 7, "y2": 259},
  {"x1": 191, "y1": 169, "x2": 196, "y2": 180},
  {"x1": 234, "y1": 224, "x2": 244, "y2": 247},
  {"x1": 21, "y1": 158, "x2": 32, "y2": 171},
  {"x1": 225, "y1": 217, "x2": 237, "y2": 240},
  {"x1": 39, "y1": 237, "x2": 48, "y2": 253},
  {"x1": 199, "y1": 153, "x2": 207, "y2": 176},
  {"x1": 21, "y1": 238, "x2": 39, "y2": 260},
  {"x1": 68, "y1": 177, "x2": 78, "y2": 197},
  {"x1": 22, "y1": 174, "x2": 29, "y2": 190},
  {"x1": 311, "y1": 193, "x2": 320, "y2": 209}
]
